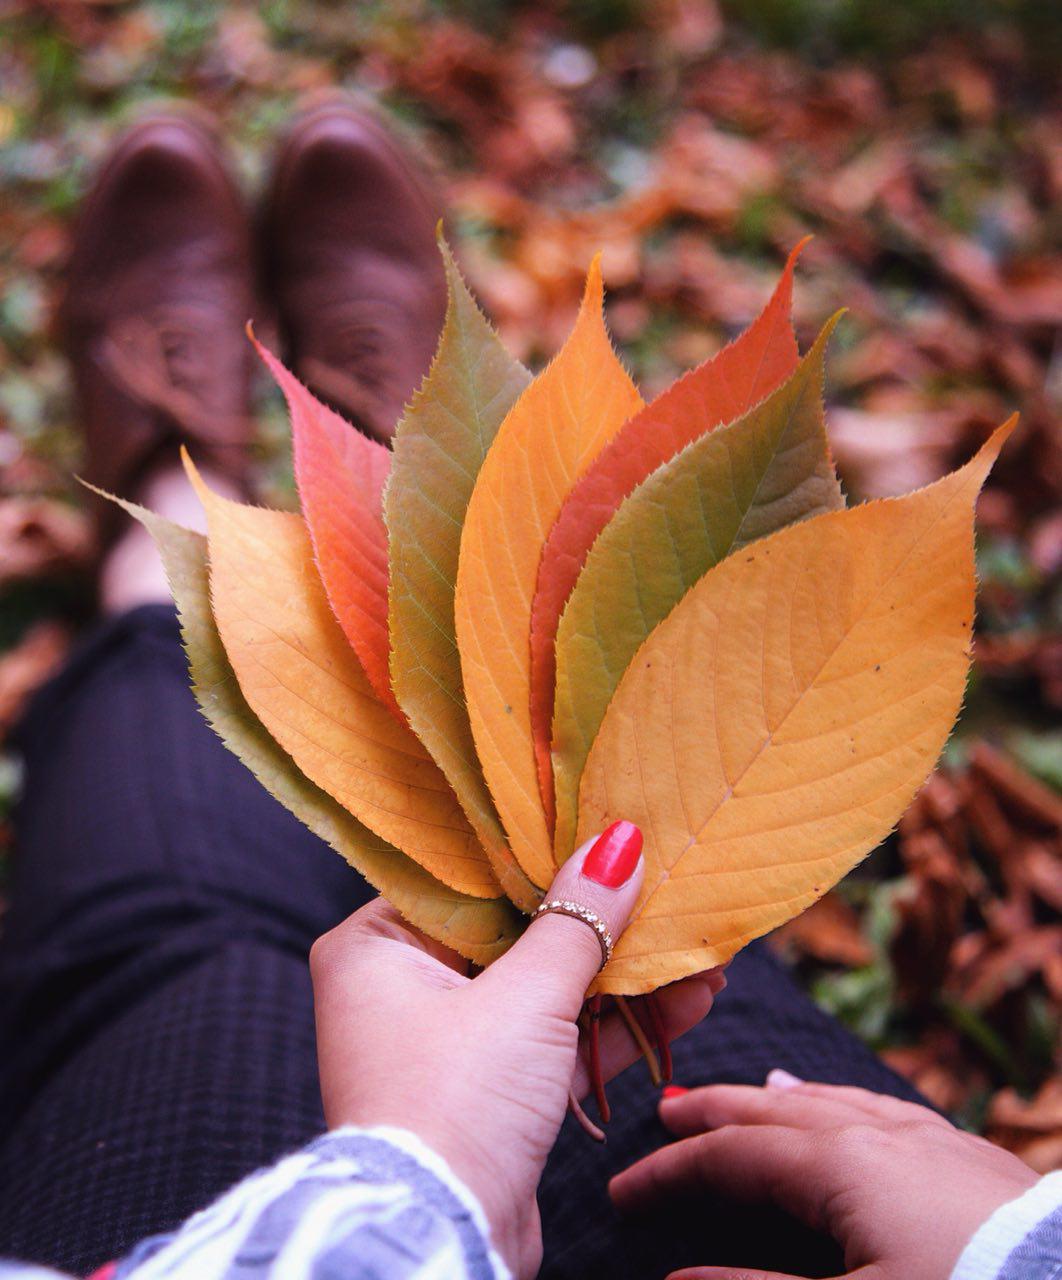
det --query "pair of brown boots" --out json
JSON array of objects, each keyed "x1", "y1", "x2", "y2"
[{"x1": 63, "y1": 99, "x2": 448, "y2": 505}]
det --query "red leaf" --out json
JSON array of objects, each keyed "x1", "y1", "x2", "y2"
[
  {"x1": 528, "y1": 240, "x2": 808, "y2": 827},
  {"x1": 251, "y1": 331, "x2": 401, "y2": 720}
]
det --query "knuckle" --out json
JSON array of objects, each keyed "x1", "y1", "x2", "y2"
[
  {"x1": 827, "y1": 1122, "x2": 894, "y2": 1167},
  {"x1": 540, "y1": 1013, "x2": 580, "y2": 1055},
  {"x1": 309, "y1": 927, "x2": 348, "y2": 981},
  {"x1": 308, "y1": 931, "x2": 335, "y2": 977},
  {"x1": 668, "y1": 1132, "x2": 717, "y2": 1181},
  {"x1": 895, "y1": 1118, "x2": 938, "y2": 1144},
  {"x1": 708, "y1": 1123, "x2": 743, "y2": 1147}
]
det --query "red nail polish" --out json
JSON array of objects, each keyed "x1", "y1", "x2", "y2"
[
  {"x1": 582, "y1": 821, "x2": 643, "y2": 888},
  {"x1": 661, "y1": 1085, "x2": 688, "y2": 1099}
]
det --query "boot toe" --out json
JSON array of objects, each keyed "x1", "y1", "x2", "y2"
[
  {"x1": 69, "y1": 116, "x2": 245, "y2": 276},
  {"x1": 270, "y1": 106, "x2": 442, "y2": 257}
]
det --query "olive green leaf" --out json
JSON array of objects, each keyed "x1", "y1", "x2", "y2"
[
  {"x1": 111, "y1": 493, "x2": 524, "y2": 965},
  {"x1": 552, "y1": 317, "x2": 847, "y2": 859},
  {"x1": 386, "y1": 237, "x2": 538, "y2": 909}
]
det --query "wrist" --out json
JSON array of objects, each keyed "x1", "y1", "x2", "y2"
[
  {"x1": 333, "y1": 1100, "x2": 526, "y2": 1272},
  {"x1": 327, "y1": 1124, "x2": 516, "y2": 1279},
  {"x1": 949, "y1": 1169, "x2": 1061, "y2": 1280}
]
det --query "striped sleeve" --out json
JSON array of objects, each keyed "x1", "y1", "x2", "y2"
[
  {"x1": 86, "y1": 1126, "x2": 510, "y2": 1280},
  {"x1": 951, "y1": 1171, "x2": 1062, "y2": 1280}
]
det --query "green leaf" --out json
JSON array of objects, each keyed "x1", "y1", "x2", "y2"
[
  {"x1": 115, "y1": 495, "x2": 523, "y2": 966},
  {"x1": 386, "y1": 238, "x2": 538, "y2": 909},
  {"x1": 552, "y1": 317, "x2": 847, "y2": 860}
]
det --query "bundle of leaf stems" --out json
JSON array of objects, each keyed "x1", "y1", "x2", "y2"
[{"x1": 571, "y1": 992, "x2": 672, "y2": 1141}]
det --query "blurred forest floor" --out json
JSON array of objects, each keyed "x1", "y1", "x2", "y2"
[{"x1": 0, "y1": 0, "x2": 1059, "y2": 1165}]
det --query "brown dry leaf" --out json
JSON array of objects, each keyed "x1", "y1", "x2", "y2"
[
  {"x1": 949, "y1": 926, "x2": 1062, "y2": 1009},
  {"x1": 828, "y1": 408, "x2": 967, "y2": 500},
  {"x1": 883, "y1": 1031, "x2": 987, "y2": 1116},
  {"x1": 0, "y1": 498, "x2": 93, "y2": 586},
  {"x1": 988, "y1": 1080, "x2": 1062, "y2": 1173},
  {"x1": 397, "y1": 23, "x2": 574, "y2": 183},
  {"x1": 0, "y1": 621, "x2": 70, "y2": 734},
  {"x1": 891, "y1": 827, "x2": 970, "y2": 1003},
  {"x1": 772, "y1": 892, "x2": 874, "y2": 967},
  {"x1": 970, "y1": 742, "x2": 1062, "y2": 833},
  {"x1": 659, "y1": 118, "x2": 780, "y2": 230}
]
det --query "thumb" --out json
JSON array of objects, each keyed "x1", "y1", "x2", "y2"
[{"x1": 481, "y1": 822, "x2": 645, "y2": 1021}]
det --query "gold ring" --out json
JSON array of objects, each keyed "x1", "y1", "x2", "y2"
[{"x1": 531, "y1": 898, "x2": 614, "y2": 969}]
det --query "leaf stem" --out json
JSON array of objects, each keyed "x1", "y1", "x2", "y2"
[
  {"x1": 615, "y1": 995, "x2": 662, "y2": 1086},
  {"x1": 588, "y1": 993, "x2": 611, "y2": 1122},
  {"x1": 568, "y1": 1090, "x2": 606, "y2": 1142},
  {"x1": 644, "y1": 992, "x2": 673, "y2": 1084}
]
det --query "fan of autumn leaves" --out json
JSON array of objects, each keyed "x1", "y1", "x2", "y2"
[{"x1": 122, "y1": 238, "x2": 1012, "y2": 997}]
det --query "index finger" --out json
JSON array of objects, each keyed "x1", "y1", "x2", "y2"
[
  {"x1": 312, "y1": 896, "x2": 468, "y2": 978},
  {"x1": 659, "y1": 1082, "x2": 891, "y2": 1138}
]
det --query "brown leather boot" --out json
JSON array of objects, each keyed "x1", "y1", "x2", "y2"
[
  {"x1": 262, "y1": 100, "x2": 447, "y2": 442},
  {"x1": 62, "y1": 112, "x2": 256, "y2": 511}
]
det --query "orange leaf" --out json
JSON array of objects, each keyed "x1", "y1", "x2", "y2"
[
  {"x1": 455, "y1": 258, "x2": 644, "y2": 889},
  {"x1": 578, "y1": 420, "x2": 1015, "y2": 995},
  {"x1": 188, "y1": 456, "x2": 502, "y2": 900},
  {"x1": 251, "y1": 331, "x2": 401, "y2": 720},
  {"x1": 529, "y1": 240, "x2": 807, "y2": 827},
  {"x1": 551, "y1": 318, "x2": 844, "y2": 863}
]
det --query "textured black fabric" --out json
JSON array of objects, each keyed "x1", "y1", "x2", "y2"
[{"x1": 0, "y1": 605, "x2": 925, "y2": 1278}]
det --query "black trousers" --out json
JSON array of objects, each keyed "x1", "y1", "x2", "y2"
[{"x1": 0, "y1": 606, "x2": 924, "y2": 1278}]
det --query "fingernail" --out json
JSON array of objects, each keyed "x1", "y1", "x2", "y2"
[
  {"x1": 661, "y1": 1085, "x2": 688, "y2": 1099},
  {"x1": 766, "y1": 1068, "x2": 803, "y2": 1090},
  {"x1": 708, "y1": 971, "x2": 728, "y2": 994},
  {"x1": 582, "y1": 820, "x2": 643, "y2": 889}
]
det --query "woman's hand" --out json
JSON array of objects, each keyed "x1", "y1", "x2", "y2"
[
  {"x1": 311, "y1": 822, "x2": 723, "y2": 1280},
  {"x1": 610, "y1": 1074, "x2": 1038, "y2": 1280}
]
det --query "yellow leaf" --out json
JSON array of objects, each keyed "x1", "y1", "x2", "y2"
[
  {"x1": 111, "y1": 493, "x2": 522, "y2": 964},
  {"x1": 188, "y1": 457, "x2": 502, "y2": 900},
  {"x1": 577, "y1": 420, "x2": 1015, "y2": 995},
  {"x1": 455, "y1": 258, "x2": 644, "y2": 889},
  {"x1": 551, "y1": 319, "x2": 845, "y2": 862}
]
